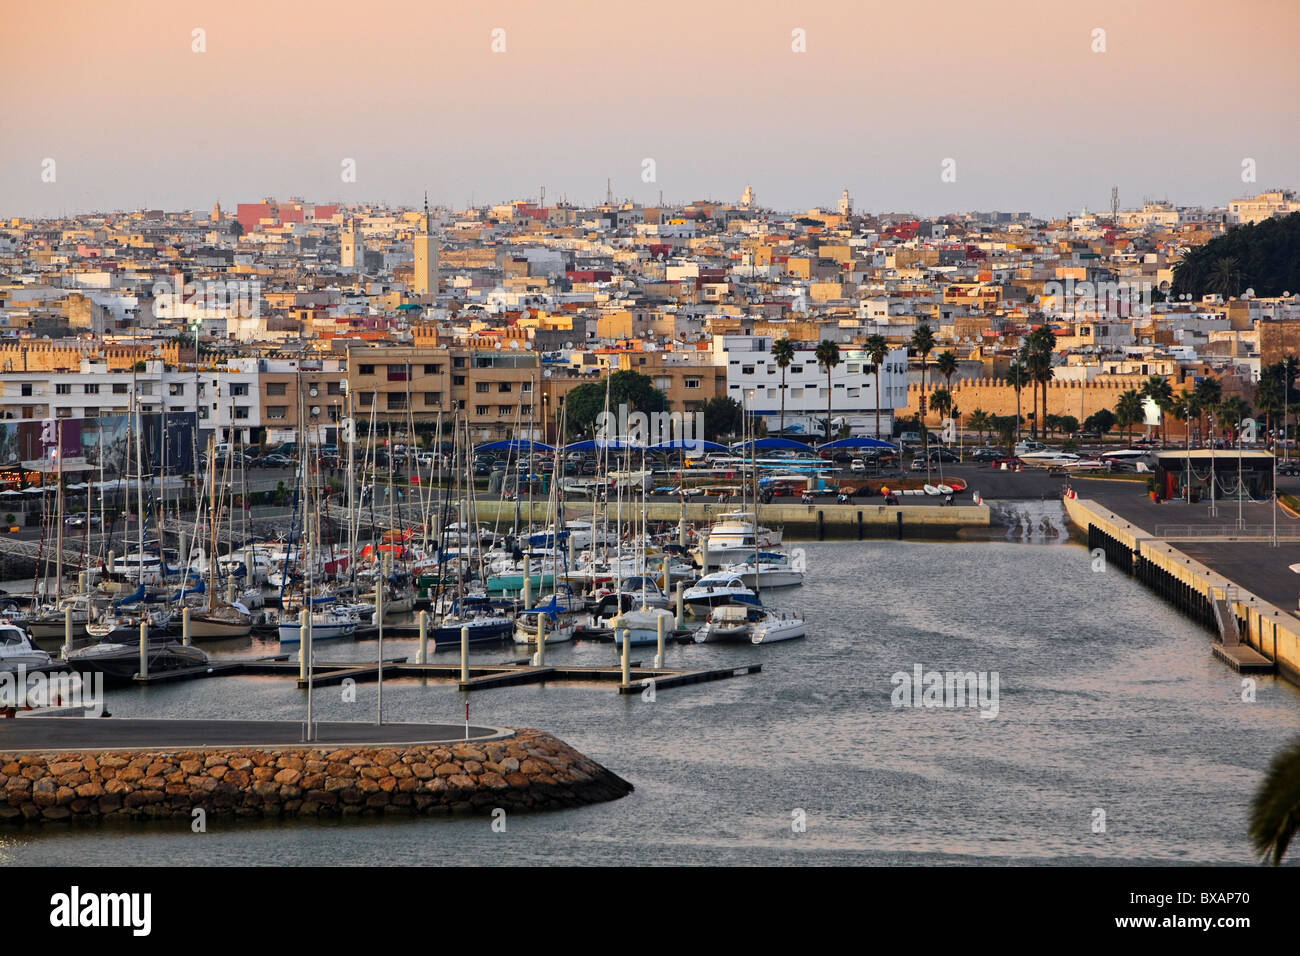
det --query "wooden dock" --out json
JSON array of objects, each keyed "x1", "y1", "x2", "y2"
[{"x1": 126, "y1": 653, "x2": 760, "y2": 695}]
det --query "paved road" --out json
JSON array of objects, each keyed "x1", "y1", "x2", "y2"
[{"x1": 0, "y1": 717, "x2": 511, "y2": 751}]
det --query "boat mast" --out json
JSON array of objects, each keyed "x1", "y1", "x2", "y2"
[
  {"x1": 133, "y1": 377, "x2": 146, "y2": 589},
  {"x1": 54, "y1": 419, "x2": 64, "y2": 604}
]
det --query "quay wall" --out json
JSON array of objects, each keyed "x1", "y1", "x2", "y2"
[
  {"x1": 464, "y1": 501, "x2": 991, "y2": 541},
  {"x1": 0, "y1": 728, "x2": 632, "y2": 824},
  {"x1": 1063, "y1": 495, "x2": 1300, "y2": 684}
]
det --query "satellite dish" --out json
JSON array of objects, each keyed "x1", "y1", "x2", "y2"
[
  {"x1": 309, "y1": 386, "x2": 318, "y2": 397},
  {"x1": 310, "y1": 406, "x2": 320, "y2": 417},
  {"x1": 509, "y1": 340, "x2": 519, "y2": 349}
]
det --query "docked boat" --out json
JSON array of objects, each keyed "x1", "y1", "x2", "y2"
[
  {"x1": 0, "y1": 624, "x2": 53, "y2": 671},
  {"x1": 723, "y1": 553, "x2": 804, "y2": 589},
  {"x1": 432, "y1": 596, "x2": 514, "y2": 648},
  {"x1": 694, "y1": 603, "x2": 766, "y2": 643},
  {"x1": 512, "y1": 598, "x2": 577, "y2": 645},
  {"x1": 692, "y1": 511, "x2": 783, "y2": 570},
  {"x1": 185, "y1": 601, "x2": 253, "y2": 640},
  {"x1": 593, "y1": 576, "x2": 670, "y2": 619},
  {"x1": 609, "y1": 606, "x2": 676, "y2": 646},
  {"x1": 64, "y1": 637, "x2": 208, "y2": 684},
  {"x1": 682, "y1": 573, "x2": 761, "y2": 618},
  {"x1": 750, "y1": 609, "x2": 807, "y2": 644},
  {"x1": 277, "y1": 605, "x2": 358, "y2": 644}
]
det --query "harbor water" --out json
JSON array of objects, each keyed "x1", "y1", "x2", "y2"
[{"x1": 3, "y1": 538, "x2": 1298, "y2": 865}]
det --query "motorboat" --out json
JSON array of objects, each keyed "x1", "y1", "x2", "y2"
[
  {"x1": 593, "y1": 576, "x2": 670, "y2": 619},
  {"x1": 0, "y1": 625, "x2": 52, "y2": 671},
  {"x1": 64, "y1": 637, "x2": 208, "y2": 685},
  {"x1": 750, "y1": 609, "x2": 807, "y2": 644},
  {"x1": 682, "y1": 573, "x2": 761, "y2": 618},
  {"x1": 184, "y1": 600, "x2": 253, "y2": 640},
  {"x1": 608, "y1": 606, "x2": 676, "y2": 646},
  {"x1": 692, "y1": 512, "x2": 783, "y2": 570},
  {"x1": 694, "y1": 603, "x2": 766, "y2": 643},
  {"x1": 723, "y1": 553, "x2": 804, "y2": 589}
]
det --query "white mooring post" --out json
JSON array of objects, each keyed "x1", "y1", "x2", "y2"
[
  {"x1": 417, "y1": 610, "x2": 428, "y2": 664},
  {"x1": 460, "y1": 625, "x2": 469, "y2": 683},
  {"x1": 621, "y1": 628, "x2": 630, "y2": 687},
  {"x1": 674, "y1": 581, "x2": 684, "y2": 629},
  {"x1": 182, "y1": 606, "x2": 191, "y2": 646},
  {"x1": 655, "y1": 613, "x2": 665, "y2": 669},
  {"x1": 138, "y1": 620, "x2": 149, "y2": 680},
  {"x1": 63, "y1": 605, "x2": 73, "y2": 660}
]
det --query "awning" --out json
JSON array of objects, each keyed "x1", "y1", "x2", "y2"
[{"x1": 817, "y1": 437, "x2": 900, "y2": 450}]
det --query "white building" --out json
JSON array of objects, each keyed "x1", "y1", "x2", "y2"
[{"x1": 712, "y1": 335, "x2": 908, "y2": 438}]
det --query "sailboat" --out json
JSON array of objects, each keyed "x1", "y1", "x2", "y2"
[{"x1": 184, "y1": 436, "x2": 251, "y2": 639}]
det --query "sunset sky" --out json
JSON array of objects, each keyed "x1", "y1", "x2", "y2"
[{"x1": 3, "y1": 0, "x2": 1297, "y2": 218}]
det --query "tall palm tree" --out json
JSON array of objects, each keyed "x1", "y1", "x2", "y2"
[
  {"x1": 1141, "y1": 374, "x2": 1174, "y2": 447},
  {"x1": 1217, "y1": 395, "x2": 1251, "y2": 444},
  {"x1": 1115, "y1": 389, "x2": 1143, "y2": 446},
  {"x1": 929, "y1": 388, "x2": 953, "y2": 421},
  {"x1": 1192, "y1": 376, "x2": 1222, "y2": 447},
  {"x1": 1007, "y1": 360, "x2": 1029, "y2": 447},
  {"x1": 1250, "y1": 737, "x2": 1300, "y2": 865},
  {"x1": 864, "y1": 334, "x2": 888, "y2": 440},
  {"x1": 968, "y1": 408, "x2": 991, "y2": 444},
  {"x1": 1026, "y1": 326, "x2": 1056, "y2": 439},
  {"x1": 935, "y1": 350, "x2": 958, "y2": 393},
  {"x1": 771, "y1": 337, "x2": 796, "y2": 437},
  {"x1": 1211, "y1": 256, "x2": 1240, "y2": 300},
  {"x1": 815, "y1": 340, "x2": 841, "y2": 443},
  {"x1": 910, "y1": 324, "x2": 935, "y2": 459}
]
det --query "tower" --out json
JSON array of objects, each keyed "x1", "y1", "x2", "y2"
[
  {"x1": 741, "y1": 185, "x2": 755, "y2": 209},
  {"x1": 838, "y1": 188, "x2": 853, "y2": 216},
  {"x1": 413, "y1": 192, "x2": 439, "y2": 296},
  {"x1": 341, "y1": 218, "x2": 363, "y2": 272}
]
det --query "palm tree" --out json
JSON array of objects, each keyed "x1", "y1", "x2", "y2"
[
  {"x1": 1007, "y1": 360, "x2": 1029, "y2": 447},
  {"x1": 1141, "y1": 374, "x2": 1174, "y2": 446},
  {"x1": 1115, "y1": 389, "x2": 1143, "y2": 445},
  {"x1": 864, "y1": 334, "x2": 888, "y2": 441},
  {"x1": 929, "y1": 388, "x2": 953, "y2": 420},
  {"x1": 1025, "y1": 326, "x2": 1056, "y2": 439},
  {"x1": 815, "y1": 340, "x2": 841, "y2": 443},
  {"x1": 911, "y1": 323, "x2": 936, "y2": 408},
  {"x1": 1250, "y1": 737, "x2": 1300, "y2": 865},
  {"x1": 935, "y1": 350, "x2": 958, "y2": 393},
  {"x1": 1211, "y1": 256, "x2": 1240, "y2": 300},
  {"x1": 771, "y1": 337, "x2": 796, "y2": 437},
  {"x1": 1192, "y1": 376, "x2": 1222, "y2": 447},
  {"x1": 1256, "y1": 363, "x2": 1286, "y2": 446},
  {"x1": 968, "y1": 408, "x2": 991, "y2": 444},
  {"x1": 1217, "y1": 395, "x2": 1251, "y2": 444}
]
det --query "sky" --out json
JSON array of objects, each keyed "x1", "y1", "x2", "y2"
[{"x1": 2, "y1": 0, "x2": 1298, "y2": 220}]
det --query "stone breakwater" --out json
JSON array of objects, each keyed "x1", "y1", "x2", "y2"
[{"x1": 0, "y1": 728, "x2": 632, "y2": 823}]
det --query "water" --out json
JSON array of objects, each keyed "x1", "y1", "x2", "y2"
[{"x1": 4, "y1": 538, "x2": 1298, "y2": 865}]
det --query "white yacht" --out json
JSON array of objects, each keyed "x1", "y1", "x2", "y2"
[
  {"x1": 694, "y1": 604, "x2": 764, "y2": 643},
  {"x1": 750, "y1": 609, "x2": 807, "y2": 644},
  {"x1": 609, "y1": 606, "x2": 676, "y2": 647},
  {"x1": 278, "y1": 605, "x2": 358, "y2": 643},
  {"x1": 512, "y1": 599, "x2": 577, "y2": 646},
  {"x1": 0, "y1": 625, "x2": 52, "y2": 671},
  {"x1": 693, "y1": 512, "x2": 782, "y2": 570},
  {"x1": 682, "y1": 573, "x2": 761, "y2": 618},
  {"x1": 723, "y1": 553, "x2": 804, "y2": 589}
]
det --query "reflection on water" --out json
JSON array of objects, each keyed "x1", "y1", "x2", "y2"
[{"x1": 3, "y1": 540, "x2": 1298, "y2": 866}]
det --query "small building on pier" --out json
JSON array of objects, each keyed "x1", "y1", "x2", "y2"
[{"x1": 1154, "y1": 450, "x2": 1275, "y2": 502}]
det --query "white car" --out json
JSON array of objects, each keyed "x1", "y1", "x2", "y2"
[{"x1": 850, "y1": 458, "x2": 866, "y2": 473}]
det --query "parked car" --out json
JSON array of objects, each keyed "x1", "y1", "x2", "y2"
[
  {"x1": 259, "y1": 453, "x2": 294, "y2": 468},
  {"x1": 910, "y1": 458, "x2": 927, "y2": 471},
  {"x1": 927, "y1": 448, "x2": 961, "y2": 463},
  {"x1": 65, "y1": 514, "x2": 102, "y2": 528},
  {"x1": 972, "y1": 446, "x2": 1004, "y2": 462}
]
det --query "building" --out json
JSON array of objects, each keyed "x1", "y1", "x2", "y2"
[{"x1": 412, "y1": 196, "x2": 439, "y2": 296}]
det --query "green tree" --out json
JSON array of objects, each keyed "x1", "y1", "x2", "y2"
[
  {"x1": 1141, "y1": 375, "x2": 1174, "y2": 446},
  {"x1": 929, "y1": 388, "x2": 953, "y2": 420},
  {"x1": 1007, "y1": 360, "x2": 1030, "y2": 446},
  {"x1": 1023, "y1": 326, "x2": 1055, "y2": 438},
  {"x1": 564, "y1": 370, "x2": 667, "y2": 437},
  {"x1": 771, "y1": 337, "x2": 796, "y2": 437},
  {"x1": 701, "y1": 396, "x2": 744, "y2": 441},
  {"x1": 1082, "y1": 408, "x2": 1115, "y2": 436},
  {"x1": 1192, "y1": 376, "x2": 1222, "y2": 446},
  {"x1": 1171, "y1": 213, "x2": 1300, "y2": 300},
  {"x1": 1250, "y1": 737, "x2": 1300, "y2": 865},
  {"x1": 968, "y1": 408, "x2": 991, "y2": 444},
  {"x1": 1217, "y1": 395, "x2": 1252, "y2": 443},
  {"x1": 935, "y1": 350, "x2": 958, "y2": 392},
  {"x1": 1115, "y1": 389, "x2": 1144, "y2": 445},
  {"x1": 864, "y1": 334, "x2": 889, "y2": 441},
  {"x1": 815, "y1": 340, "x2": 841, "y2": 442},
  {"x1": 911, "y1": 323, "x2": 936, "y2": 408}
]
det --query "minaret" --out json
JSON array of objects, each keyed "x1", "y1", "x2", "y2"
[
  {"x1": 413, "y1": 191, "x2": 439, "y2": 296},
  {"x1": 341, "y1": 218, "x2": 363, "y2": 272}
]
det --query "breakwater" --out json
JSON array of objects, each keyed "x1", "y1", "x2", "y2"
[
  {"x1": 0, "y1": 727, "x2": 632, "y2": 824},
  {"x1": 1063, "y1": 494, "x2": 1300, "y2": 684}
]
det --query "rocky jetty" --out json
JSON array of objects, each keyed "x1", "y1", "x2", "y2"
[{"x1": 0, "y1": 728, "x2": 632, "y2": 823}]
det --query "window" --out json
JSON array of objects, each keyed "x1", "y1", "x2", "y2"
[
  {"x1": 847, "y1": 363, "x2": 860, "y2": 374},
  {"x1": 358, "y1": 364, "x2": 375, "y2": 375},
  {"x1": 498, "y1": 382, "x2": 511, "y2": 393},
  {"x1": 499, "y1": 405, "x2": 513, "y2": 415},
  {"x1": 654, "y1": 376, "x2": 671, "y2": 390},
  {"x1": 266, "y1": 382, "x2": 287, "y2": 396},
  {"x1": 267, "y1": 406, "x2": 287, "y2": 420},
  {"x1": 230, "y1": 384, "x2": 249, "y2": 397},
  {"x1": 169, "y1": 383, "x2": 185, "y2": 396},
  {"x1": 424, "y1": 392, "x2": 441, "y2": 406},
  {"x1": 112, "y1": 383, "x2": 127, "y2": 395},
  {"x1": 790, "y1": 365, "x2": 803, "y2": 374},
  {"x1": 456, "y1": 399, "x2": 465, "y2": 410},
  {"x1": 520, "y1": 381, "x2": 532, "y2": 393},
  {"x1": 684, "y1": 378, "x2": 700, "y2": 389},
  {"x1": 742, "y1": 365, "x2": 755, "y2": 375},
  {"x1": 423, "y1": 364, "x2": 442, "y2": 374},
  {"x1": 453, "y1": 357, "x2": 466, "y2": 369},
  {"x1": 475, "y1": 405, "x2": 489, "y2": 416},
  {"x1": 475, "y1": 382, "x2": 489, "y2": 393},
  {"x1": 233, "y1": 406, "x2": 249, "y2": 420},
  {"x1": 453, "y1": 375, "x2": 466, "y2": 386},
  {"x1": 387, "y1": 365, "x2": 408, "y2": 382},
  {"x1": 327, "y1": 382, "x2": 342, "y2": 395},
  {"x1": 56, "y1": 383, "x2": 71, "y2": 395},
  {"x1": 358, "y1": 393, "x2": 374, "y2": 407},
  {"x1": 56, "y1": 407, "x2": 72, "y2": 418},
  {"x1": 84, "y1": 383, "x2": 99, "y2": 394},
  {"x1": 20, "y1": 384, "x2": 32, "y2": 396},
  {"x1": 198, "y1": 407, "x2": 208, "y2": 420},
  {"x1": 386, "y1": 394, "x2": 407, "y2": 410},
  {"x1": 520, "y1": 405, "x2": 532, "y2": 417}
]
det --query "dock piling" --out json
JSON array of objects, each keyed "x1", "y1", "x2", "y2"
[
  {"x1": 63, "y1": 605, "x2": 72, "y2": 660},
  {"x1": 620, "y1": 628, "x2": 630, "y2": 687},
  {"x1": 675, "y1": 581, "x2": 683, "y2": 629},
  {"x1": 182, "y1": 606, "x2": 191, "y2": 646},
  {"x1": 460, "y1": 625, "x2": 469, "y2": 683},
  {"x1": 654, "y1": 613, "x2": 665, "y2": 668},
  {"x1": 417, "y1": 610, "x2": 428, "y2": 664},
  {"x1": 299, "y1": 621, "x2": 307, "y2": 681},
  {"x1": 138, "y1": 620, "x2": 148, "y2": 680}
]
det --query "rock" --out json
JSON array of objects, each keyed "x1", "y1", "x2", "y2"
[
  {"x1": 499, "y1": 757, "x2": 520, "y2": 774},
  {"x1": 179, "y1": 758, "x2": 203, "y2": 775},
  {"x1": 48, "y1": 760, "x2": 82, "y2": 776},
  {"x1": 222, "y1": 769, "x2": 250, "y2": 788},
  {"x1": 273, "y1": 769, "x2": 302, "y2": 786},
  {"x1": 228, "y1": 756, "x2": 252, "y2": 771},
  {"x1": 434, "y1": 762, "x2": 459, "y2": 777},
  {"x1": 277, "y1": 756, "x2": 304, "y2": 772},
  {"x1": 505, "y1": 772, "x2": 530, "y2": 789},
  {"x1": 411, "y1": 763, "x2": 434, "y2": 780},
  {"x1": 55, "y1": 785, "x2": 76, "y2": 806},
  {"x1": 462, "y1": 760, "x2": 483, "y2": 774},
  {"x1": 478, "y1": 772, "x2": 509, "y2": 790},
  {"x1": 74, "y1": 781, "x2": 105, "y2": 799},
  {"x1": 42, "y1": 806, "x2": 71, "y2": 820},
  {"x1": 358, "y1": 766, "x2": 387, "y2": 780}
]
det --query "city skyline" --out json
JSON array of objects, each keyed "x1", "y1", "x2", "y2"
[{"x1": 4, "y1": 0, "x2": 1298, "y2": 219}]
